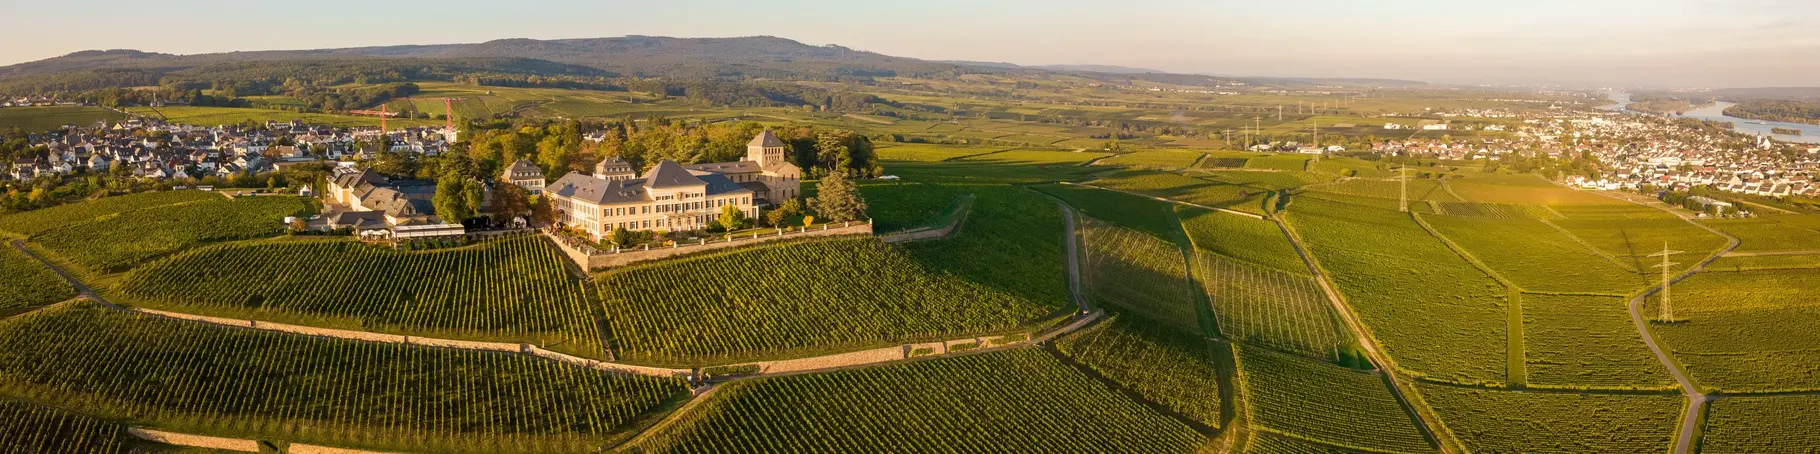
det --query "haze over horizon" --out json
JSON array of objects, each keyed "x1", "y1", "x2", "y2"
[{"x1": 5, "y1": 0, "x2": 1817, "y2": 88}]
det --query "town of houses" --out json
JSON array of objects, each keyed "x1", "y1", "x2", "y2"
[
  {"x1": 1530, "y1": 116, "x2": 1820, "y2": 199},
  {"x1": 4, "y1": 117, "x2": 457, "y2": 183}
]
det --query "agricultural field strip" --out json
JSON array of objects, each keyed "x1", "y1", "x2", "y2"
[
  {"x1": 1060, "y1": 181, "x2": 1265, "y2": 220},
  {"x1": 1266, "y1": 215, "x2": 1460, "y2": 454},
  {"x1": 1589, "y1": 190, "x2": 1739, "y2": 454},
  {"x1": 1536, "y1": 217, "x2": 1642, "y2": 273},
  {"x1": 1405, "y1": 213, "x2": 1530, "y2": 388}
]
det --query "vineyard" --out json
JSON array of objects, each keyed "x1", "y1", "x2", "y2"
[
  {"x1": 0, "y1": 399, "x2": 131, "y2": 453},
  {"x1": 1297, "y1": 190, "x2": 1438, "y2": 214},
  {"x1": 1652, "y1": 269, "x2": 1820, "y2": 392},
  {"x1": 1306, "y1": 178, "x2": 1455, "y2": 202},
  {"x1": 1237, "y1": 347, "x2": 1433, "y2": 453},
  {"x1": 1054, "y1": 316, "x2": 1224, "y2": 428},
  {"x1": 1549, "y1": 216, "x2": 1727, "y2": 275},
  {"x1": 1086, "y1": 170, "x2": 1271, "y2": 215},
  {"x1": 0, "y1": 303, "x2": 688, "y2": 453},
  {"x1": 1244, "y1": 155, "x2": 1311, "y2": 172},
  {"x1": 0, "y1": 246, "x2": 75, "y2": 312},
  {"x1": 1032, "y1": 183, "x2": 1185, "y2": 240},
  {"x1": 596, "y1": 237, "x2": 1060, "y2": 365},
  {"x1": 0, "y1": 190, "x2": 220, "y2": 237},
  {"x1": 1179, "y1": 207, "x2": 1308, "y2": 274},
  {"x1": 1523, "y1": 294, "x2": 1675, "y2": 389},
  {"x1": 872, "y1": 144, "x2": 1003, "y2": 162},
  {"x1": 1311, "y1": 157, "x2": 1398, "y2": 178},
  {"x1": 1096, "y1": 150, "x2": 1207, "y2": 169},
  {"x1": 1433, "y1": 202, "x2": 1561, "y2": 220},
  {"x1": 1445, "y1": 174, "x2": 1623, "y2": 205},
  {"x1": 1201, "y1": 254, "x2": 1346, "y2": 359},
  {"x1": 1247, "y1": 431, "x2": 1375, "y2": 453},
  {"x1": 1416, "y1": 384, "x2": 1681, "y2": 453},
  {"x1": 635, "y1": 348, "x2": 1207, "y2": 453},
  {"x1": 1708, "y1": 253, "x2": 1820, "y2": 271},
  {"x1": 1423, "y1": 214, "x2": 1644, "y2": 294},
  {"x1": 1081, "y1": 220, "x2": 1200, "y2": 332},
  {"x1": 113, "y1": 235, "x2": 602, "y2": 357},
  {"x1": 32, "y1": 196, "x2": 310, "y2": 272},
  {"x1": 1701, "y1": 396, "x2": 1820, "y2": 453},
  {"x1": 1196, "y1": 170, "x2": 1332, "y2": 191},
  {"x1": 1285, "y1": 197, "x2": 1509, "y2": 384},
  {"x1": 1701, "y1": 217, "x2": 1820, "y2": 253},
  {"x1": 856, "y1": 182, "x2": 969, "y2": 232},
  {"x1": 902, "y1": 185, "x2": 1070, "y2": 305}
]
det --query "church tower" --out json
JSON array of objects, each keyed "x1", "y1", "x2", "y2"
[{"x1": 745, "y1": 130, "x2": 788, "y2": 167}]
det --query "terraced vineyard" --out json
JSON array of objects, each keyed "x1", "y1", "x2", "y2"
[
  {"x1": 114, "y1": 235, "x2": 602, "y2": 357},
  {"x1": 1651, "y1": 268, "x2": 1820, "y2": 392},
  {"x1": 1238, "y1": 347, "x2": 1433, "y2": 453},
  {"x1": 32, "y1": 196, "x2": 310, "y2": 272},
  {"x1": 1055, "y1": 316, "x2": 1223, "y2": 428},
  {"x1": 597, "y1": 237, "x2": 1061, "y2": 365},
  {"x1": 636, "y1": 348, "x2": 1206, "y2": 453},
  {"x1": 0, "y1": 246, "x2": 75, "y2": 312},
  {"x1": 1416, "y1": 384, "x2": 1681, "y2": 453},
  {"x1": 1081, "y1": 220, "x2": 1200, "y2": 332},
  {"x1": 0, "y1": 190, "x2": 220, "y2": 237},
  {"x1": 1701, "y1": 395, "x2": 1820, "y2": 453},
  {"x1": 1179, "y1": 207, "x2": 1308, "y2": 274},
  {"x1": 1285, "y1": 197, "x2": 1509, "y2": 384},
  {"x1": 0, "y1": 303, "x2": 688, "y2": 453},
  {"x1": 1523, "y1": 295, "x2": 1675, "y2": 389},
  {"x1": 1423, "y1": 214, "x2": 1644, "y2": 294},
  {"x1": 0, "y1": 399, "x2": 131, "y2": 453},
  {"x1": 1201, "y1": 254, "x2": 1344, "y2": 359}
]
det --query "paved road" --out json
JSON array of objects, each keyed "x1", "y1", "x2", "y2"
[{"x1": 12, "y1": 240, "x2": 107, "y2": 304}]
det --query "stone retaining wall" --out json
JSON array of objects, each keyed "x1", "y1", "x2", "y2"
[
  {"x1": 525, "y1": 346, "x2": 693, "y2": 378},
  {"x1": 127, "y1": 428, "x2": 260, "y2": 452},
  {"x1": 546, "y1": 222, "x2": 875, "y2": 270}
]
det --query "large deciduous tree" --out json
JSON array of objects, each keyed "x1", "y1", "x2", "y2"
[
  {"x1": 808, "y1": 171, "x2": 867, "y2": 223},
  {"x1": 432, "y1": 175, "x2": 473, "y2": 222}
]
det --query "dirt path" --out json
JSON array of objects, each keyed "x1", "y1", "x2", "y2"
[
  {"x1": 1058, "y1": 202, "x2": 1091, "y2": 313},
  {"x1": 1722, "y1": 250, "x2": 1820, "y2": 257}
]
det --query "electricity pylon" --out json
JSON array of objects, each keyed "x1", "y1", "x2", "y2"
[{"x1": 1649, "y1": 242, "x2": 1684, "y2": 322}]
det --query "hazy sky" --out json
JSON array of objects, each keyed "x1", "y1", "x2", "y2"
[{"x1": 5, "y1": 0, "x2": 1817, "y2": 87}]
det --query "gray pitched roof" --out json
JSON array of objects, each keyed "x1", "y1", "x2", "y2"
[
  {"x1": 683, "y1": 160, "x2": 761, "y2": 174},
  {"x1": 699, "y1": 173, "x2": 754, "y2": 197},
  {"x1": 747, "y1": 130, "x2": 786, "y2": 148},
  {"x1": 548, "y1": 172, "x2": 651, "y2": 205},
  {"x1": 642, "y1": 160, "x2": 706, "y2": 189}
]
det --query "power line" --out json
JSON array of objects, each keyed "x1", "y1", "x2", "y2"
[{"x1": 1648, "y1": 242, "x2": 1684, "y2": 322}]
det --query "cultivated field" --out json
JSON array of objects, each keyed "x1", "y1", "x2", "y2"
[
  {"x1": 1417, "y1": 384, "x2": 1682, "y2": 454},
  {"x1": 1239, "y1": 347, "x2": 1433, "y2": 453},
  {"x1": 1651, "y1": 268, "x2": 1820, "y2": 392},
  {"x1": 1423, "y1": 214, "x2": 1644, "y2": 294},
  {"x1": 0, "y1": 246, "x2": 75, "y2": 312},
  {"x1": 1523, "y1": 294, "x2": 1676, "y2": 390},
  {"x1": 0, "y1": 399, "x2": 130, "y2": 453},
  {"x1": 1202, "y1": 254, "x2": 1347, "y2": 360},
  {"x1": 1056, "y1": 316, "x2": 1224, "y2": 428},
  {"x1": 32, "y1": 196, "x2": 310, "y2": 272},
  {"x1": 0, "y1": 190, "x2": 221, "y2": 237},
  {"x1": 1701, "y1": 396, "x2": 1820, "y2": 453},
  {"x1": 1179, "y1": 207, "x2": 1307, "y2": 274},
  {"x1": 635, "y1": 348, "x2": 1207, "y2": 452},
  {"x1": 1089, "y1": 170, "x2": 1272, "y2": 215},
  {"x1": 1081, "y1": 220, "x2": 1200, "y2": 332}
]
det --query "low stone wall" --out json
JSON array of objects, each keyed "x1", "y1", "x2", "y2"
[
  {"x1": 127, "y1": 428, "x2": 260, "y2": 452},
  {"x1": 547, "y1": 222, "x2": 875, "y2": 271},
  {"x1": 754, "y1": 346, "x2": 904, "y2": 375},
  {"x1": 405, "y1": 335, "x2": 521, "y2": 353}
]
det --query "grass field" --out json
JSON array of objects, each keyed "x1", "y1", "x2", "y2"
[
  {"x1": 1055, "y1": 316, "x2": 1223, "y2": 428},
  {"x1": 0, "y1": 302, "x2": 687, "y2": 453},
  {"x1": 1286, "y1": 197, "x2": 1508, "y2": 384},
  {"x1": 0, "y1": 106, "x2": 124, "y2": 132},
  {"x1": 1650, "y1": 268, "x2": 1820, "y2": 392},
  {"x1": 32, "y1": 196, "x2": 310, "y2": 273},
  {"x1": 1701, "y1": 396, "x2": 1820, "y2": 453},
  {"x1": 1417, "y1": 383, "x2": 1682, "y2": 454},
  {"x1": 113, "y1": 235, "x2": 603, "y2": 358},
  {"x1": 596, "y1": 237, "x2": 1062, "y2": 366},
  {"x1": 1239, "y1": 347, "x2": 1432, "y2": 453},
  {"x1": 635, "y1": 348, "x2": 1206, "y2": 452},
  {"x1": 1522, "y1": 294, "x2": 1675, "y2": 389}
]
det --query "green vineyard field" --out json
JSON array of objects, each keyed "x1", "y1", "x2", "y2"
[
  {"x1": 0, "y1": 246, "x2": 74, "y2": 312},
  {"x1": 1202, "y1": 254, "x2": 1346, "y2": 359},
  {"x1": 1238, "y1": 347, "x2": 1433, "y2": 453},
  {"x1": 636, "y1": 348, "x2": 1206, "y2": 453},
  {"x1": 1087, "y1": 170, "x2": 1270, "y2": 215},
  {"x1": 1081, "y1": 220, "x2": 1200, "y2": 332},
  {"x1": 33, "y1": 196, "x2": 310, "y2": 272},
  {"x1": 1179, "y1": 207, "x2": 1308, "y2": 274},
  {"x1": 0, "y1": 398, "x2": 131, "y2": 453},
  {"x1": 1652, "y1": 269, "x2": 1820, "y2": 392},
  {"x1": 0, "y1": 190, "x2": 220, "y2": 237},
  {"x1": 1055, "y1": 316, "x2": 1223, "y2": 428},
  {"x1": 1424, "y1": 214, "x2": 1644, "y2": 294},
  {"x1": 1417, "y1": 384, "x2": 1681, "y2": 454},
  {"x1": 1701, "y1": 396, "x2": 1820, "y2": 453},
  {"x1": 114, "y1": 235, "x2": 602, "y2": 357},
  {"x1": 1523, "y1": 294, "x2": 1675, "y2": 390}
]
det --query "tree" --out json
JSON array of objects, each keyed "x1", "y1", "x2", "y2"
[
  {"x1": 608, "y1": 227, "x2": 631, "y2": 246},
  {"x1": 767, "y1": 198, "x2": 801, "y2": 227},
  {"x1": 807, "y1": 171, "x2": 867, "y2": 223},
  {"x1": 489, "y1": 183, "x2": 533, "y2": 220},
  {"x1": 718, "y1": 204, "x2": 750, "y2": 231},
  {"x1": 432, "y1": 176, "x2": 473, "y2": 222},
  {"x1": 463, "y1": 180, "x2": 486, "y2": 220}
]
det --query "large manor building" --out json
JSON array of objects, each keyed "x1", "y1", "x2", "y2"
[{"x1": 546, "y1": 130, "x2": 803, "y2": 241}]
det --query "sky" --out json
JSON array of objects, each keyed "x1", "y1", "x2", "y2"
[{"x1": 5, "y1": 0, "x2": 1818, "y2": 87}]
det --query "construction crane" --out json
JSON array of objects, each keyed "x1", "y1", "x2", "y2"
[
  {"x1": 349, "y1": 97, "x2": 468, "y2": 135},
  {"x1": 348, "y1": 103, "x2": 397, "y2": 134}
]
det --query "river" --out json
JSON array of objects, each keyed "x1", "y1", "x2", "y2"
[{"x1": 1606, "y1": 91, "x2": 1820, "y2": 144}]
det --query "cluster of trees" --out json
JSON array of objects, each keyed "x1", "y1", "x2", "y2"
[
  {"x1": 1726, "y1": 100, "x2": 1820, "y2": 126},
  {"x1": 461, "y1": 118, "x2": 881, "y2": 182}
]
